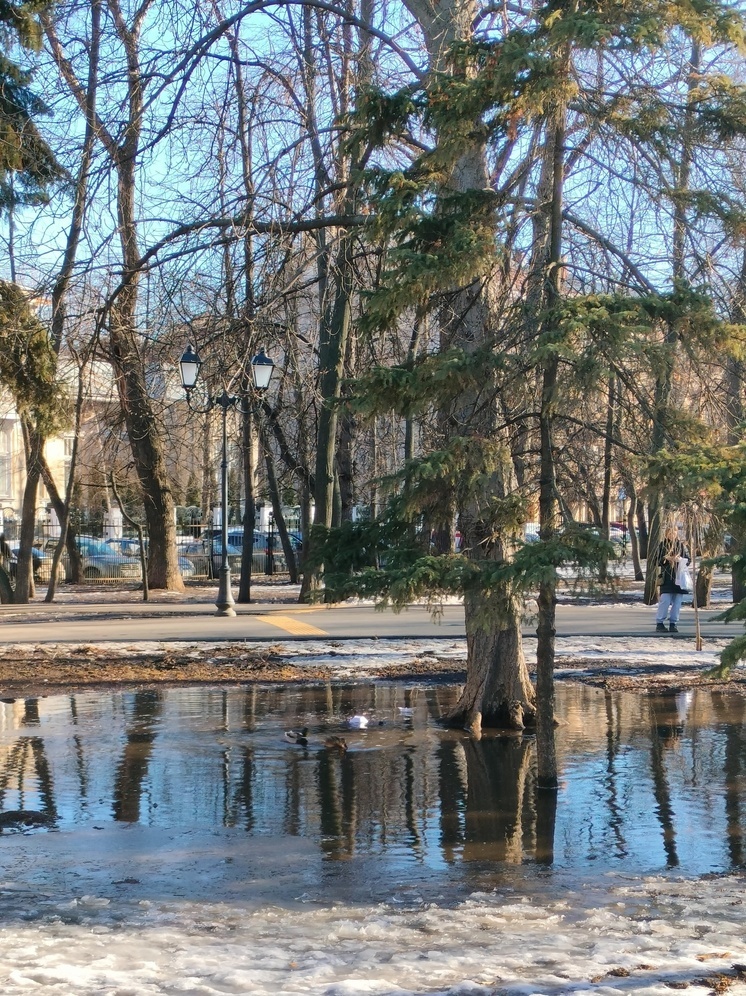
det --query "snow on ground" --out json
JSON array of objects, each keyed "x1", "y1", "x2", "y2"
[
  {"x1": 1, "y1": 634, "x2": 737, "y2": 685},
  {"x1": 31, "y1": 557, "x2": 729, "y2": 605},
  {"x1": 0, "y1": 859, "x2": 745, "y2": 995}
]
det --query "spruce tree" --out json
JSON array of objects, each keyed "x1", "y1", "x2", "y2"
[
  {"x1": 0, "y1": 0, "x2": 64, "y2": 215},
  {"x1": 0, "y1": 280, "x2": 67, "y2": 601},
  {"x1": 318, "y1": 0, "x2": 746, "y2": 761}
]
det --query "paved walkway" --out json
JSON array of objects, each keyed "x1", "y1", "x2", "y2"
[{"x1": 0, "y1": 584, "x2": 739, "y2": 644}]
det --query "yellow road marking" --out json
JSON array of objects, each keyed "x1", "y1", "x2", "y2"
[{"x1": 255, "y1": 614, "x2": 329, "y2": 636}]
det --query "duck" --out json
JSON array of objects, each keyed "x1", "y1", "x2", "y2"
[
  {"x1": 324, "y1": 735, "x2": 348, "y2": 752},
  {"x1": 283, "y1": 727, "x2": 309, "y2": 746},
  {"x1": 347, "y1": 715, "x2": 368, "y2": 729}
]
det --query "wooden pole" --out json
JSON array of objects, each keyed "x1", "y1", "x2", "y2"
[{"x1": 689, "y1": 516, "x2": 702, "y2": 651}]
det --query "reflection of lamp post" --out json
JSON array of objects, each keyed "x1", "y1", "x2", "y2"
[{"x1": 179, "y1": 345, "x2": 275, "y2": 616}]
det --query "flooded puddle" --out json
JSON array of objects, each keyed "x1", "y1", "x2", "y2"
[
  {"x1": 1, "y1": 681, "x2": 746, "y2": 995},
  {"x1": 1, "y1": 682, "x2": 744, "y2": 899}
]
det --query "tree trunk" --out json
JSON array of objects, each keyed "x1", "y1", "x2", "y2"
[
  {"x1": 644, "y1": 43, "x2": 699, "y2": 606},
  {"x1": 110, "y1": 297, "x2": 183, "y2": 591},
  {"x1": 404, "y1": 318, "x2": 422, "y2": 463},
  {"x1": 534, "y1": 104, "x2": 567, "y2": 791},
  {"x1": 200, "y1": 412, "x2": 214, "y2": 527},
  {"x1": 637, "y1": 501, "x2": 649, "y2": 561},
  {"x1": 263, "y1": 432, "x2": 298, "y2": 584},
  {"x1": 313, "y1": 233, "x2": 355, "y2": 533},
  {"x1": 725, "y1": 260, "x2": 746, "y2": 601},
  {"x1": 370, "y1": 417, "x2": 379, "y2": 522},
  {"x1": 446, "y1": 587, "x2": 535, "y2": 735},
  {"x1": 338, "y1": 328, "x2": 357, "y2": 522},
  {"x1": 599, "y1": 377, "x2": 615, "y2": 582},
  {"x1": 41, "y1": 459, "x2": 77, "y2": 595},
  {"x1": 733, "y1": 553, "x2": 746, "y2": 605},
  {"x1": 405, "y1": 0, "x2": 535, "y2": 732},
  {"x1": 300, "y1": 229, "x2": 356, "y2": 601},
  {"x1": 44, "y1": 0, "x2": 183, "y2": 592},
  {"x1": 694, "y1": 565, "x2": 712, "y2": 608},
  {"x1": 15, "y1": 418, "x2": 43, "y2": 603},
  {"x1": 627, "y1": 491, "x2": 644, "y2": 581},
  {"x1": 644, "y1": 492, "x2": 663, "y2": 605},
  {"x1": 338, "y1": 408, "x2": 356, "y2": 522},
  {"x1": 237, "y1": 407, "x2": 256, "y2": 602}
]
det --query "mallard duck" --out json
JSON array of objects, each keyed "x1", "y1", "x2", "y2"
[
  {"x1": 283, "y1": 727, "x2": 309, "y2": 746},
  {"x1": 324, "y1": 735, "x2": 348, "y2": 752}
]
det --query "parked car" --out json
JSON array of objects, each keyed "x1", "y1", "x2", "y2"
[
  {"x1": 197, "y1": 527, "x2": 301, "y2": 573},
  {"x1": 44, "y1": 536, "x2": 143, "y2": 581},
  {"x1": 200, "y1": 527, "x2": 302, "y2": 553},
  {"x1": 10, "y1": 544, "x2": 53, "y2": 581},
  {"x1": 105, "y1": 537, "x2": 197, "y2": 578},
  {"x1": 179, "y1": 538, "x2": 243, "y2": 577}
]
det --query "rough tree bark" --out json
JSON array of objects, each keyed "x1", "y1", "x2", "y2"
[{"x1": 13, "y1": 418, "x2": 42, "y2": 604}]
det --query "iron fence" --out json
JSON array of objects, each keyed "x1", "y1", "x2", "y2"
[{"x1": 0, "y1": 519, "x2": 301, "y2": 583}]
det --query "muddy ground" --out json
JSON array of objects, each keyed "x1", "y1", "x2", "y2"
[{"x1": 1, "y1": 641, "x2": 744, "y2": 699}]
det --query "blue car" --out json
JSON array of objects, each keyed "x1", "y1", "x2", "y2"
[{"x1": 105, "y1": 538, "x2": 196, "y2": 577}]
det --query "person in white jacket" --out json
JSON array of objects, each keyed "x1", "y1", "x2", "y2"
[{"x1": 655, "y1": 528, "x2": 690, "y2": 634}]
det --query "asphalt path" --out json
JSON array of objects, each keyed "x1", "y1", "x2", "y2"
[{"x1": 0, "y1": 597, "x2": 739, "y2": 644}]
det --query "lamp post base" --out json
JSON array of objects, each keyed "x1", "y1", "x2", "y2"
[{"x1": 215, "y1": 565, "x2": 236, "y2": 617}]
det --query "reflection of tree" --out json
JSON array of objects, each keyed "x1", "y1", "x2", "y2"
[
  {"x1": 242, "y1": 687, "x2": 257, "y2": 733},
  {"x1": 283, "y1": 750, "x2": 306, "y2": 837},
  {"x1": 438, "y1": 736, "x2": 467, "y2": 862},
  {"x1": 649, "y1": 694, "x2": 681, "y2": 868},
  {"x1": 112, "y1": 690, "x2": 162, "y2": 823},
  {"x1": 69, "y1": 695, "x2": 89, "y2": 805},
  {"x1": 403, "y1": 750, "x2": 423, "y2": 854},
  {"x1": 21, "y1": 698, "x2": 40, "y2": 725},
  {"x1": 0, "y1": 734, "x2": 58, "y2": 826},
  {"x1": 438, "y1": 735, "x2": 535, "y2": 863},
  {"x1": 711, "y1": 692, "x2": 745, "y2": 868},
  {"x1": 602, "y1": 690, "x2": 628, "y2": 859},
  {"x1": 317, "y1": 748, "x2": 355, "y2": 858},
  {"x1": 534, "y1": 786, "x2": 557, "y2": 866},
  {"x1": 223, "y1": 746, "x2": 256, "y2": 831}
]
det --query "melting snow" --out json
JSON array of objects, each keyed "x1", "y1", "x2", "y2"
[{"x1": 0, "y1": 868, "x2": 745, "y2": 995}]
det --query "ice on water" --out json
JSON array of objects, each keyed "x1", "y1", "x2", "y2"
[{"x1": 1, "y1": 867, "x2": 745, "y2": 994}]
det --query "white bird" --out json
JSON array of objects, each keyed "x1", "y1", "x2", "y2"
[{"x1": 347, "y1": 715, "x2": 368, "y2": 729}]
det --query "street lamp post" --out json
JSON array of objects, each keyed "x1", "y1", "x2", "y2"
[{"x1": 179, "y1": 345, "x2": 275, "y2": 616}]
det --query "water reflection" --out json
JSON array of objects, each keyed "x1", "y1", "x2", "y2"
[
  {"x1": 438, "y1": 736, "x2": 535, "y2": 864},
  {"x1": 0, "y1": 683, "x2": 744, "y2": 877},
  {"x1": 0, "y1": 722, "x2": 57, "y2": 830},
  {"x1": 113, "y1": 689, "x2": 162, "y2": 822},
  {"x1": 713, "y1": 690, "x2": 746, "y2": 868}
]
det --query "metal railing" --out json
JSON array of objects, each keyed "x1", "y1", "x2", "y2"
[{"x1": 0, "y1": 519, "x2": 301, "y2": 583}]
